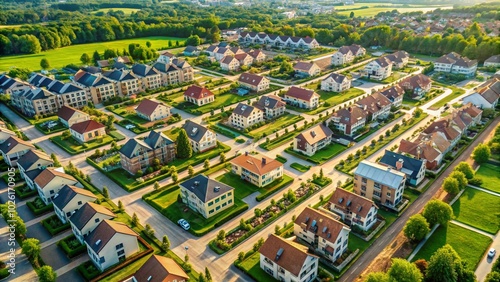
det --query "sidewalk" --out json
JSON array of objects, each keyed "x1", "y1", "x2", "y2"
[{"x1": 450, "y1": 220, "x2": 495, "y2": 239}]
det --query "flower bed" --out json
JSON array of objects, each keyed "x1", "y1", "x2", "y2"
[
  {"x1": 26, "y1": 197, "x2": 53, "y2": 216},
  {"x1": 58, "y1": 235, "x2": 87, "y2": 258},
  {"x1": 14, "y1": 185, "x2": 37, "y2": 199},
  {"x1": 41, "y1": 214, "x2": 71, "y2": 235},
  {"x1": 77, "y1": 261, "x2": 101, "y2": 281}
]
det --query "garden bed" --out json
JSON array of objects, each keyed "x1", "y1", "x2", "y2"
[
  {"x1": 77, "y1": 260, "x2": 101, "y2": 281},
  {"x1": 26, "y1": 197, "x2": 53, "y2": 216},
  {"x1": 14, "y1": 185, "x2": 37, "y2": 199},
  {"x1": 58, "y1": 235, "x2": 87, "y2": 258},
  {"x1": 41, "y1": 214, "x2": 71, "y2": 235}
]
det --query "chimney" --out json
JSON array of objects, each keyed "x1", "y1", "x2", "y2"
[
  {"x1": 262, "y1": 158, "x2": 266, "y2": 165},
  {"x1": 396, "y1": 158, "x2": 404, "y2": 171},
  {"x1": 416, "y1": 146, "x2": 422, "y2": 159},
  {"x1": 245, "y1": 151, "x2": 248, "y2": 156}
]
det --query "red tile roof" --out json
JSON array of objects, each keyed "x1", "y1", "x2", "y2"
[
  {"x1": 183, "y1": 85, "x2": 214, "y2": 100},
  {"x1": 135, "y1": 99, "x2": 168, "y2": 117},
  {"x1": 70, "y1": 120, "x2": 105, "y2": 134},
  {"x1": 58, "y1": 105, "x2": 88, "y2": 122},
  {"x1": 230, "y1": 153, "x2": 283, "y2": 176},
  {"x1": 285, "y1": 86, "x2": 319, "y2": 102}
]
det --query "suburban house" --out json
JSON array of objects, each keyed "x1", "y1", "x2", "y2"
[
  {"x1": 10, "y1": 87, "x2": 60, "y2": 117},
  {"x1": 434, "y1": 52, "x2": 477, "y2": 76},
  {"x1": 294, "y1": 207, "x2": 351, "y2": 263},
  {"x1": 330, "y1": 45, "x2": 366, "y2": 66},
  {"x1": 356, "y1": 92, "x2": 392, "y2": 121},
  {"x1": 53, "y1": 185, "x2": 97, "y2": 224},
  {"x1": 399, "y1": 138, "x2": 445, "y2": 170},
  {"x1": 179, "y1": 174, "x2": 234, "y2": 219},
  {"x1": 183, "y1": 46, "x2": 200, "y2": 56},
  {"x1": 0, "y1": 74, "x2": 29, "y2": 95},
  {"x1": 294, "y1": 62, "x2": 321, "y2": 77},
  {"x1": 0, "y1": 136, "x2": 35, "y2": 167},
  {"x1": 230, "y1": 153, "x2": 284, "y2": 187},
  {"x1": 85, "y1": 220, "x2": 139, "y2": 271},
  {"x1": 238, "y1": 73, "x2": 270, "y2": 92},
  {"x1": 135, "y1": 99, "x2": 171, "y2": 122},
  {"x1": 455, "y1": 103, "x2": 483, "y2": 126},
  {"x1": 253, "y1": 95, "x2": 286, "y2": 119},
  {"x1": 57, "y1": 105, "x2": 90, "y2": 128},
  {"x1": 329, "y1": 188, "x2": 379, "y2": 232},
  {"x1": 220, "y1": 55, "x2": 240, "y2": 71},
  {"x1": 484, "y1": 55, "x2": 500, "y2": 67},
  {"x1": 385, "y1": 51, "x2": 410, "y2": 69},
  {"x1": 462, "y1": 77, "x2": 500, "y2": 109},
  {"x1": 321, "y1": 73, "x2": 351, "y2": 92},
  {"x1": 399, "y1": 74, "x2": 432, "y2": 100},
  {"x1": 248, "y1": 50, "x2": 267, "y2": 63},
  {"x1": 0, "y1": 128, "x2": 16, "y2": 144},
  {"x1": 229, "y1": 103, "x2": 264, "y2": 129},
  {"x1": 329, "y1": 107, "x2": 367, "y2": 136},
  {"x1": 72, "y1": 70, "x2": 118, "y2": 104},
  {"x1": 364, "y1": 57, "x2": 393, "y2": 80},
  {"x1": 131, "y1": 64, "x2": 162, "y2": 91},
  {"x1": 423, "y1": 119, "x2": 462, "y2": 148},
  {"x1": 293, "y1": 124, "x2": 333, "y2": 156},
  {"x1": 119, "y1": 130, "x2": 176, "y2": 175},
  {"x1": 183, "y1": 85, "x2": 215, "y2": 106},
  {"x1": 70, "y1": 120, "x2": 107, "y2": 143},
  {"x1": 157, "y1": 51, "x2": 176, "y2": 64},
  {"x1": 34, "y1": 167, "x2": 81, "y2": 205},
  {"x1": 235, "y1": 53, "x2": 254, "y2": 67},
  {"x1": 125, "y1": 255, "x2": 189, "y2": 282},
  {"x1": 103, "y1": 69, "x2": 142, "y2": 96},
  {"x1": 259, "y1": 234, "x2": 319, "y2": 282},
  {"x1": 283, "y1": 87, "x2": 320, "y2": 110},
  {"x1": 214, "y1": 47, "x2": 235, "y2": 61},
  {"x1": 182, "y1": 120, "x2": 217, "y2": 153},
  {"x1": 70, "y1": 202, "x2": 116, "y2": 244},
  {"x1": 239, "y1": 32, "x2": 320, "y2": 49},
  {"x1": 353, "y1": 160, "x2": 406, "y2": 209},
  {"x1": 380, "y1": 85, "x2": 405, "y2": 107},
  {"x1": 17, "y1": 149, "x2": 54, "y2": 189},
  {"x1": 379, "y1": 150, "x2": 426, "y2": 186},
  {"x1": 97, "y1": 56, "x2": 132, "y2": 68}
]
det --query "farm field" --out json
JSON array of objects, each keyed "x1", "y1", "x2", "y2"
[
  {"x1": 335, "y1": 3, "x2": 452, "y2": 17},
  {"x1": 91, "y1": 8, "x2": 141, "y2": 15},
  {"x1": 0, "y1": 36, "x2": 186, "y2": 71}
]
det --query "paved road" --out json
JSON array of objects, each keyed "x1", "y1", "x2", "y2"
[{"x1": 339, "y1": 116, "x2": 500, "y2": 282}]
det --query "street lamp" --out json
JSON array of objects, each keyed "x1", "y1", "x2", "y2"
[{"x1": 184, "y1": 246, "x2": 189, "y2": 262}]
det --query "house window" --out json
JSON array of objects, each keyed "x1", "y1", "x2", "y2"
[
  {"x1": 95, "y1": 218, "x2": 100, "y2": 223},
  {"x1": 216, "y1": 206, "x2": 221, "y2": 211},
  {"x1": 119, "y1": 255, "x2": 125, "y2": 261},
  {"x1": 99, "y1": 257, "x2": 105, "y2": 263},
  {"x1": 117, "y1": 250, "x2": 125, "y2": 256},
  {"x1": 228, "y1": 199, "x2": 232, "y2": 204},
  {"x1": 215, "y1": 198, "x2": 220, "y2": 203},
  {"x1": 78, "y1": 201, "x2": 82, "y2": 205},
  {"x1": 116, "y1": 243, "x2": 124, "y2": 250},
  {"x1": 208, "y1": 201, "x2": 213, "y2": 206}
]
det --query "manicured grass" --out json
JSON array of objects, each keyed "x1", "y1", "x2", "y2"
[
  {"x1": 290, "y1": 162, "x2": 311, "y2": 172},
  {"x1": 302, "y1": 84, "x2": 366, "y2": 114},
  {"x1": 275, "y1": 155, "x2": 287, "y2": 163},
  {"x1": 248, "y1": 113, "x2": 304, "y2": 138},
  {"x1": 285, "y1": 143, "x2": 347, "y2": 165},
  {"x1": 41, "y1": 214, "x2": 71, "y2": 235},
  {"x1": 216, "y1": 173, "x2": 294, "y2": 202},
  {"x1": 163, "y1": 127, "x2": 182, "y2": 140},
  {"x1": 336, "y1": 5, "x2": 451, "y2": 17},
  {"x1": 110, "y1": 106, "x2": 150, "y2": 125},
  {"x1": 429, "y1": 83, "x2": 466, "y2": 110},
  {"x1": 475, "y1": 163, "x2": 500, "y2": 193},
  {"x1": 452, "y1": 187, "x2": 500, "y2": 234},
  {"x1": 50, "y1": 135, "x2": 114, "y2": 155},
  {"x1": 34, "y1": 117, "x2": 66, "y2": 134},
  {"x1": 91, "y1": 8, "x2": 141, "y2": 15},
  {"x1": 0, "y1": 36, "x2": 187, "y2": 71},
  {"x1": 238, "y1": 252, "x2": 276, "y2": 282},
  {"x1": 412, "y1": 223, "x2": 492, "y2": 269}
]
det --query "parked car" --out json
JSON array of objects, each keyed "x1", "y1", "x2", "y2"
[
  {"x1": 177, "y1": 219, "x2": 190, "y2": 231},
  {"x1": 488, "y1": 248, "x2": 496, "y2": 258},
  {"x1": 46, "y1": 121, "x2": 58, "y2": 129},
  {"x1": 125, "y1": 124, "x2": 135, "y2": 129}
]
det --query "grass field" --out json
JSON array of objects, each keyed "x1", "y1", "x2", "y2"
[
  {"x1": 300, "y1": 84, "x2": 366, "y2": 114},
  {"x1": 335, "y1": 3, "x2": 452, "y2": 17},
  {"x1": 452, "y1": 187, "x2": 500, "y2": 234},
  {"x1": 0, "y1": 36, "x2": 187, "y2": 71},
  {"x1": 91, "y1": 8, "x2": 141, "y2": 15},
  {"x1": 429, "y1": 83, "x2": 466, "y2": 110},
  {"x1": 475, "y1": 163, "x2": 500, "y2": 193},
  {"x1": 238, "y1": 252, "x2": 278, "y2": 282},
  {"x1": 412, "y1": 223, "x2": 492, "y2": 269},
  {"x1": 248, "y1": 114, "x2": 304, "y2": 138}
]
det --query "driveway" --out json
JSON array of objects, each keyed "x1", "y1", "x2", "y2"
[
  {"x1": 26, "y1": 222, "x2": 52, "y2": 243},
  {"x1": 16, "y1": 205, "x2": 36, "y2": 223},
  {"x1": 57, "y1": 269, "x2": 85, "y2": 282},
  {"x1": 40, "y1": 244, "x2": 71, "y2": 270}
]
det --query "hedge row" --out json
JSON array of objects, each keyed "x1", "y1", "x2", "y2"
[
  {"x1": 255, "y1": 176, "x2": 294, "y2": 202},
  {"x1": 41, "y1": 215, "x2": 71, "y2": 236},
  {"x1": 14, "y1": 187, "x2": 37, "y2": 199},
  {"x1": 208, "y1": 124, "x2": 238, "y2": 139},
  {"x1": 26, "y1": 200, "x2": 53, "y2": 216},
  {"x1": 77, "y1": 261, "x2": 101, "y2": 281},
  {"x1": 57, "y1": 235, "x2": 87, "y2": 258}
]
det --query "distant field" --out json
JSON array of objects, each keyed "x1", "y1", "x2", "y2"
[
  {"x1": 0, "y1": 25, "x2": 23, "y2": 29},
  {"x1": 0, "y1": 36, "x2": 186, "y2": 72},
  {"x1": 91, "y1": 8, "x2": 141, "y2": 15},
  {"x1": 335, "y1": 3, "x2": 453, "y2": 17}
]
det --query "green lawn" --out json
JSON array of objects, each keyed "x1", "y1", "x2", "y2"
[
  {"x1": 163, "y1": 127, "x2": 182, "y2": 140},
  {"x1": 238, "y1": 252, "x2": 276, "y2": 282},
  {"x1": 51, "y1": 135, "x2": 114, "y2": 155},
  {"x1": 91, "y1": 8, "x2": 141, "y2": 15},
  {"x1": 336, "y1": 5, "x2": 451, "y2": 17},
  {"x1": 429, "y1": 83, "x2": 466, "y2": 110},
  {"x1": 475, "y1": 163, "x2": 500, "y2": 193},
  {"x1": 290, "y1": 162, "x2": 311, "y2": 172},
  {"x1": 285, "y1": 143, "x2": 347, "y2": 165},
  {"x1": 302, "y1": 84, "x2": 366, "y2": 114},
  {"x1": 216, "y1": 173, "x2": 294, "y2": 201},
  {"x1": 110, "y1": 106, "x2": 150, "y2": 125},
  {"x1": 0, "y1": 36, "x2": 187, "y2": 71},
  {"x1": 412, "y1": 223, "x2": 492, "y2": 269},
  {"x1": 248, "y1": 113, "x2": 304, "y2": 138},
  {"x1": 452, "y1": 187, "x2": 500, "y2": 234}
]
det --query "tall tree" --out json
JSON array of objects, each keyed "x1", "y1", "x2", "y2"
[
  {"x1": 205, "y1": 267, "x2": 212, "y2": 281},
  {"x1": 37, "y1": 265, "x2": 57, "y2": 282},
  {"x1": 175, "y1": 129, "x2": 193, "y2": 159},
  {"x1": 449, "y1": 171, "x2": 467, "y2": 190},
  {"x1": 426, "y1": 245, "x2": 460, "y2": 282},
  {"x1": 454, "y1": 162, "x2": 474, "y2": 179},
  {"x1": 162, "y1": 235, "x2": 170, "y2": 251},
  {"x1": 472, "y1": 143, "x2": 491, "y2": 164},
  {"x1": 22, "y1": 238, "x2": 41, "y2": 265},
  {"x1": 422, "y1": 200, "x2": 452, "y2": 227},
  {"x1": 40, "y1": 58, "x2": 50, "y2": 70},
  {"x1": 364, "y1": 272, "x2": 389, "y2": 282},
  {"x1": 92, "y1": 50, "x2": 101, "y2": 64},
  {"x1": 404, "y1": 214, "x2": 430, "y2": 243},
  {"x1": 80, "y1": 53, "x2": 91, "y2": 65},
  {"x1": 387, "y1": 258, "x2": 423, "y2": 282},
  {"x1": 443, "y1": 177, "x2": 460, "y2": 195}
]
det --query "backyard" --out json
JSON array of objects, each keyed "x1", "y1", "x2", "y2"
[
  {"x1": 237, "y1": 252, "x2": 278, "y2": 282},
  {"x1": 302, "y1": 83, "x2": 366, "y2": 114},
  {"x1": 411, "y1": 223, "x2": 492, "y2": 269},
  {"x1": 429, "y1": 83, "x2": 466, "y2": 110},
  {"x1": 0, "y1": 36, "x2": 187, "y2": 71},
  {"x1": 474, "y1": 163, "x2": 500, "y2": 193},
  {"x1": 452, "y1": 187, "x2": 500, "y2": 234},
  {"x1": 286, "y1": 143, "x2": 348, "y2": 165},
  {"x1": 247, "y1": 113, "x2": 304, "y2": 139},
  {"x1": 51, "y1": 135, "x2": 115, "y2": 155}
]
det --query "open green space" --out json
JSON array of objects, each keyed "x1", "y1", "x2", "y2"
[
  {"x1": 290, "y1": 162, "x2": 311, "y2": 172},
  {"x1": 285, "y1": 143, "x2": 347, "y2": 165},
  {"x1": 300, "y1": 84, "x2": 366, "y2": 115},
  {"x1": 452, "y1": 187, "x2": 500, "y2": 234},
  {"x1": 429, "y1": 83, "x2": 466, "y2": 110},
  {"x1": 237, "y1": 252, "x2": 277, "y2": 282},
  {"x1": 50, "y1": 135, "x2": 114, "y2": 155},
  {"x1": 247, "y1": 113, "x2": 304, "y2": 139},
  {"x1": 475, "y1": 163, "x2": 500, "y2": 193},
  {"x1": 412, "y1": 223, "x2": 492, "y2": 269},
  {"x1": 91, "y1": 8, "x2": 141, "y2": 15},
  {"x1": 0, "y1": 36, "x2": 187, "y2": 71},
  {"x1": 335, "y1": 4, "x2": 452, "y2": 17},
  {"x1": 110, "y1": 105, "x2": 150, "y2": 125},
  {"x1": 216, "y1": 173, "x2": 294, "y2": 202}
]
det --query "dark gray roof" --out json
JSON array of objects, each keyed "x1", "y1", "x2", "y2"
[
  {"x1": 0, "y1": 79, "x2": 16, "y2": 90},
  {"x1": 184, "y1": 46, "x2": 199, "y2": 53},
  {"x1": 379, "y1": 150, "x2": 425, "y2": 181},
  {"x1": 180, "y1": 174, "x2": 233, "y2": 202},
  {"x1": 81, "y1": 66, "x2": 101, "y2": 74},
  {"x1": 119, "y1": 130, "x2": 173, "y2": 159},
  {"x1": 232, "y1": 103, "x2": 259, "y2": 118},
  {"x1": 69, "y1": 202, "x2": 115, "y2": 231},
  {"x1": 25, "y1": 169, "x2": 43, "y2": 183},
  {"x1": 132, "y1": 64, "x2": 159, "y2": 77},
  {"x1": 254, "y1": 96, "x2": 285, "y2": 110},
  {"x1": 16, "y1": 150, "x2": 52, "y2": 172},
  {"x1": 182, "y1": 120, "x2": 210, "y2": 143},
  {"x1": 52, "y1": 185, "x2": 97, "y2": 210},
  {"x1": 0, "y1": 74, "x2": 10, "y2": 85},
  {"x1": 325, "y1": 73, "x2": 348, "y2": 84},
  {"x1": 0, "y1": 136, "x2": 34, "y2": 154}
]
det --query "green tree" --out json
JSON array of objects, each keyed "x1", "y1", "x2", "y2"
[
  {"x1": 80, "y1": 53, "x2": 91, "y2": 65},
  {"x1": 50, "y1": 153, "x2": 61, "y2": 167},
  {"x1": 205, "y1": 267, "x2": 212, "y2": 281},
  {"x1": 387, "y1": 258, "x2": 423, "y2": 282},
  {"x1": 449, "y1": 171, "x2": 467, "y2": 190},
  {"x1": 426, "y1": 244, "x2": 460, "y2": 282},
  {"x1": 422, "y1": 200, "x2": 452, "y2": 227},
  {"x1": 162, "y1": 235, "x2": 170, "y2": 251},
  {"x1": 154, "y1": 181, "x2": 160, "y2": 190},
  {"x1": 19, "y1": 34, "x2": 41, "y2": 54},
  {"x1": 92, "y1": 50, "x2": 101, "y2": 64},
  {"x1": 175, "y1": 129, "x2": 193, "y2": 159},
  {"x1": 131, "y1": 213, "x2": 139, "y2": 227},
  {"x1": 414, "y1": 108, "x2": 423, "y2": 118},
  {"x1": 472, "y1": 143, "x2": 491, "y2": 164},
  {"x1": 220, "y1": 152, "x2": 226, "y2": 163},
  {"x1": 40, "y1": 58, "x2": 50, "y2": 70},
  {"x1": 102, "y1": 186, "x2": 109, "y2": 199},
  {"x1": 186, "y1": 35, "x2": 201, "y2": 46},
  {"x1": 403, "y1": 214, "x2": 430, "y2": 243},
  {"x1": 485, "y1": 272, "x2": 500, "y2": 282},
  {"x1": 365, "y1": 272, "x2": 389, "y2": 282},
  {"x1": 454, "y1": 162, "x2": 474, "y2": 179},
  {"x1": 14, "y1": 216, "x2": 26, "y2": 237},
  {"x1": 188, "y1": 165, "x2": 194, "y2": 177},
  {"x1": 350, "y1": 11, "x2": 355, "y2": 18},
  {"x1": 37, "y1": 265, "x2": 57, "y2": 282},
  {"x1": 443, "y1": 177, "x2": 460, "y2": 195},
  {"x1": 204, "y1": 159, "x2": 210, "y2": 170},
  {"x1": 22, "y1": 238, "x2": 41, "y2": 265},
  {"x1": 118, "y1": 200, "x2": 124, "y2": 212},
  {"x1": 146, "y1": 41, "x2": 152, "y2": 48},
  {"x1": 171, "y1": 171, "x2": 178, "y2": 183},
  {"x1": 145, "y1": 224, "x2": 155, "y2": 238}
]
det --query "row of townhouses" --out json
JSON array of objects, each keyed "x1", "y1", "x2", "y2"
[
  {"x1": 238, "y1": 32, "x2": 320, "y2": 49},
  {"x1": 362, "y1": 51, "x2": 410, "y2": 80},
  {"x1": 434, "y1": 52, "x2": 478, "y2": 77},
  {"x1": 205, "y1": 44, "x2": 267, "y2": 71}
]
